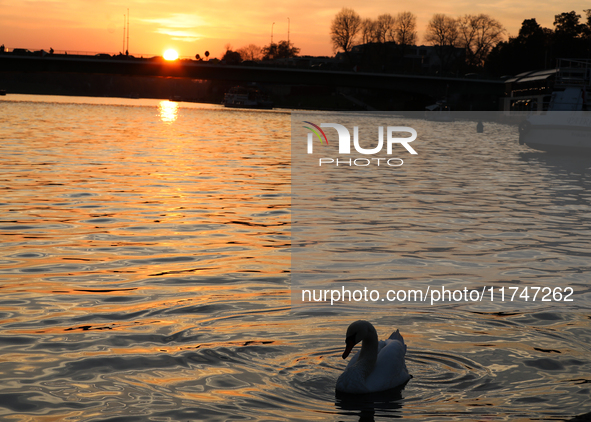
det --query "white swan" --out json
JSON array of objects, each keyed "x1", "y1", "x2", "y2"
[{"x1": 336, "y1": 320, "x2": 411, "y2": 394}]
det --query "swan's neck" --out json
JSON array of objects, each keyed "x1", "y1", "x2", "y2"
[{"x1": 358, "y1": 329, "x2": 379, "y2": 376}]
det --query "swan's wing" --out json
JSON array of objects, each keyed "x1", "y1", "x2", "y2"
[
  {"x1": 365, "y1": 339, "x2": 410, "y2": 392},
  {"x1": 348, "y1": 330, "x2": 406, "y2": 371},
  {"x1": 336, "y1": 362, "x2": 368, "y2": 393},
  {"x1": 344, "y1": 348, "x2": 361, "y2": 369}
]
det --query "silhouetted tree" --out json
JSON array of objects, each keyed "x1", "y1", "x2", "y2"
[
  {"x1": 519, "y1": 18, "x2": 545, "y2": 39},
  {"x1": 425, "y1": 14, "x2": 460, "y2": 72},
  {"x1": 518, "y1": 19, "x2": 550, "y2": 69},
  {"x1": 485, "y1": 10, "x2": 591, "y2": 76},
  {"x1": 552, "y1": 11, "x2": 590, "y2": 58},
  {"x1": 554, "y1": 11, "x2": 586, "y2": 37},
  {"x1": 457, "y1": 14, "x2": 505, "y2": 67},
  {"x1": 331, "y1": 7, "x2": 362, "y2": 61},
  {"x1": 486, "y1": 18, "x2": 550, "y2": 75},
  {"x1": 394, "y1": 11, "x2": 417, "y2": 59},
  {"x1": 262, "y1": 40, "x2": 299, "y2": 60},
  {"x1": 361, "y1": 18, "x2": 378, "y2": 44},
  {"x1": 276, "y1": 41, "x2": 300, "y2": 58},
  {"x1": 395, "y1": 12, "x2": 417, "y2": 46},
  {"x1": 375, "y1": 14, "x2": 396, "y2": 43},
  {"x1": 425, "y1": 14, "x2": 459, "y2": 46},
  {"x1": 222, "y1": 47, "x2": 242, "y2": 64},
  {"x1": 237, "y1": 44, "x2": 263, "y2": 61}
]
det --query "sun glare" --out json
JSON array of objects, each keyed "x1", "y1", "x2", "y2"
[
  {"x1": 159, "y1": 100, "x2": 179, "y2": 123},
  {"x1": 163, "y1": 49, "x2": 179, "y2": 61}
]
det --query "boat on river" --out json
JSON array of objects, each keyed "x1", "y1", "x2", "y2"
[
  {"x1": 223, "y1": 86, "x2": 273, "y2": 109},
  {"x1": 518, "y1": 59, "x2": 591, "y2": 154}
]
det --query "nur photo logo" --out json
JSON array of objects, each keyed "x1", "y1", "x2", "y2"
[{"x1": 303, "y1": 122, "x2": 417, "y2": 167}]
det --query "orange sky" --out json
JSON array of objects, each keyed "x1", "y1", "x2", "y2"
[{"x1": 0, "y1": 0, "x2": 587, "y2": 59}]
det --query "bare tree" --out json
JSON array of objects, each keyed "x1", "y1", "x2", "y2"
[
  {"x1": 375, "y1": 13, "x2": 396, "y2": 43},
  {"x1": 361, "y1": 18, "x2": 378, "y2": 44},
  {"x1": 425, "y1": 14, "x2": 458, "y2": 46},
  {"x1": 237, "y1": 44, "x2": 263, "y2": 61},
  {"x1": 331, "y1": 7, "x2": 362, "y2": 57},
  {"x1": 425, "y1": 14, "x2": 460, "y2": 72},
  {"x1": 457, "y1": 14, "x2": 505, "y2": 67},
  {"x1": 395, "y1": 11, "x2": 417, "y2": 46}
]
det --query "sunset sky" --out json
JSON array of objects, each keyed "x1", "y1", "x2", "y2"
[{"x1": 0, "y1": 0, "x2": 587, "y2": 59}]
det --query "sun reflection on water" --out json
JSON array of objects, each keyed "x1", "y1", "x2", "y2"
[{"x1": 159, "y1": 100, "x2": 179, "y2": 123}]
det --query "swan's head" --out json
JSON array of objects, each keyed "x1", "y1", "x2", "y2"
[{"x1": 342, "y1": 320, "x2": 376, "y2": 359}]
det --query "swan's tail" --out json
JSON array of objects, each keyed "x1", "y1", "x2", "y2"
[{"x1": 388, "y1": 329, "x2": 406, "y2": 350}]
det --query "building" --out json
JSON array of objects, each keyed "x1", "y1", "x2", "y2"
[
  {"x1": 336, "y1": 43, "x2": 465, "y2": 74},
  {"x1": 502, "y1": 68, "x2": 557, "y2": 112}
]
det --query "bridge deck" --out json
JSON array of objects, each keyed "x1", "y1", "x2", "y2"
[{"x1": 1, "y1": 54, "x2": 504, "y2": 98}]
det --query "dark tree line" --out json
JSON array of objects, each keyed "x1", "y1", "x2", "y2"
[
  {"x1": 330, "y1": 7, "x2": 504, "y2": 74},
  {"x1": 221, "y1": 40, "x2": 300, "y2": 64},
  {"x1": 331, "y1": 7, "x2": 591, "y2": 76},
  {"x1": 486, "y1": 11, "x2": 591, "y2": 75}
]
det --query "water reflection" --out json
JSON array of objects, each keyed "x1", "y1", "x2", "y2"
[
  {"x1": 159, "y1": 100, "x2": 179, "y2": 123},
  {"x1": 0, "y1": 99, "x2": 590, "y2": 421},
  {"x1": 335, "y1": 385, "x2": 405, "y2": 421}
]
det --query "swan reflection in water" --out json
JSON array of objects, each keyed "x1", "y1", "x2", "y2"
[{"x1": 335, "y1": 384, "x2": 407, "y2": 421}]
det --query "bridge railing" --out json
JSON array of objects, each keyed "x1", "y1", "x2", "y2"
[{"x1": 0, "y1": 47, "x2": 506, "y2": 83}]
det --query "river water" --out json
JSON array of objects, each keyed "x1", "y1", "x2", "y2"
[{"x1": 0, "y1": 94, "x2": 590, "y2": 421}]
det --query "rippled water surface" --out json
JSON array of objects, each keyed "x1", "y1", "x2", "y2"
[{"x1": 1, "y1": 95, "x2": 590, "y2": 421}]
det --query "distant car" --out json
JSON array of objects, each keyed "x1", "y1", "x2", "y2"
[
  {"x1": 11, "y1": 48, "x2": 32, "y2": 55},
  {"x1": 95, "y1": 54, "x2": 111, "y2": 59}
]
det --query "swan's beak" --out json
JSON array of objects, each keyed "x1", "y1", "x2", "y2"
[{"x1": 342, "y1": 342, "x2": 354, "y2": 359}]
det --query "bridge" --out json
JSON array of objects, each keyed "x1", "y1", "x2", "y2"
[{"x1": 1, "y1": 54, "x2": 505, "y2": 107}]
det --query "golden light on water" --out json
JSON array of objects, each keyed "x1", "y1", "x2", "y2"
[
  {"x1": 163, "y1": 49, "x2": 179, "y2": 61},
  {"x1": 159, "y1": 100, "x2": 178, "y2": 123}
]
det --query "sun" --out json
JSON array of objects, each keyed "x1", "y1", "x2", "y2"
[{"x1": 163, "y1": 49, "x2": 179, "y2": 61}]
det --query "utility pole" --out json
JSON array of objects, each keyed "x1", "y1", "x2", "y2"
[
  {"x1": 288, "y1": 17, "x2": 290, "y2": 46},
  {"x1": 122, "y1": 14, "x2": 126, "y2": 53},
  {"x1": 126, "y1": 8, "x2": 129, "y2": 55}
]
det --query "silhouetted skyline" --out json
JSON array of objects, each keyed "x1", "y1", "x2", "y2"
[{"x1": 0, "y1": 0, "x2": 585, "y2": 58}]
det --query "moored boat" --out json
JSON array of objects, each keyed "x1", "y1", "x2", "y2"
[
  {"x1": 518, "y1": 59, "x2": 591, "y2": 154},
  {"x1": 223, "y1": 86, "x2": 273, "y2": 109}
]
